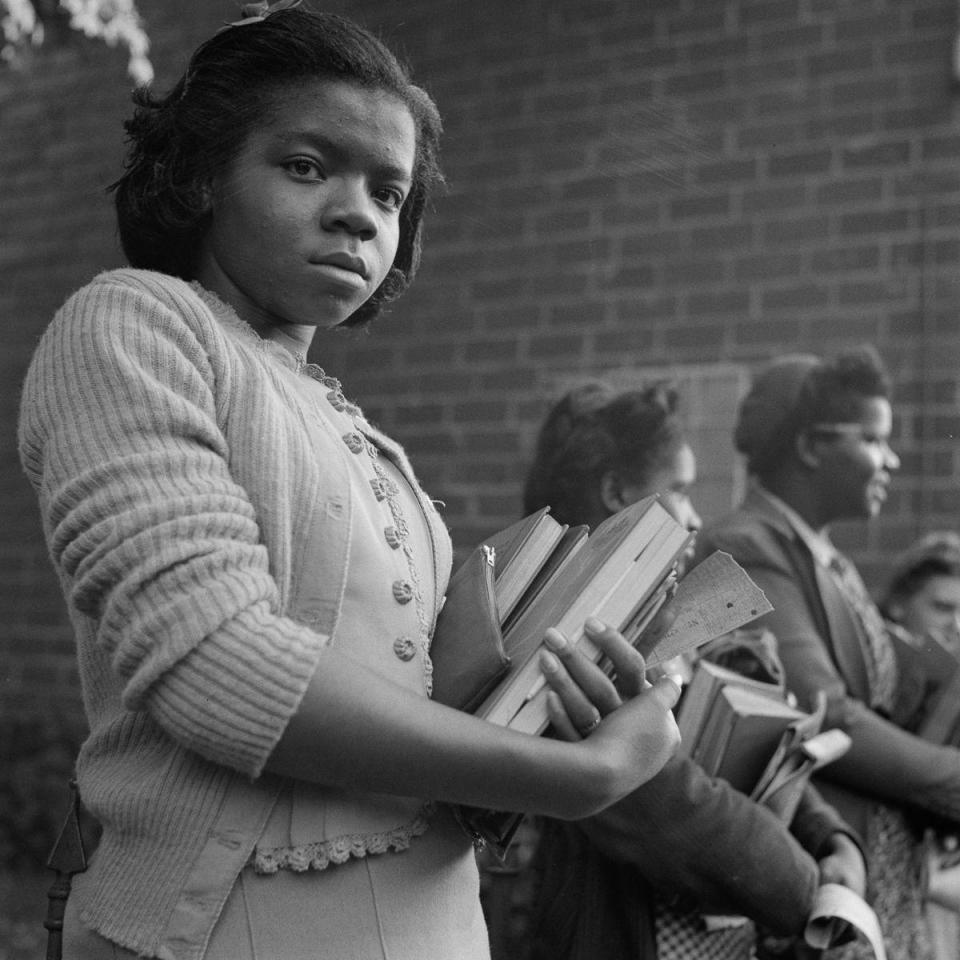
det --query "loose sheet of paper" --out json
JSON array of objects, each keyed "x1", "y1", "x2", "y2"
[
  {"x1": 645, "y1": 551, "x2": 773, "y2": 666},
  {"x1": 805, "y1": 883, "x2": 887, "y2": 960}
]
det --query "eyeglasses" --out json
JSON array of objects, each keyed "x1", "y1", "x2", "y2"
[{"x1": 808, "y1": 423, "x2": 895, "y2": 451}]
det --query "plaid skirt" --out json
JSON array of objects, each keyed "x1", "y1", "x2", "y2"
[{"x1": 655, "y1": 899, "x2": 757, "y2": 960}]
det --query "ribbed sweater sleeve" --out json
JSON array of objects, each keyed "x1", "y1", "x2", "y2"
[{"x1": 18, "y1": 273, "x2": 322, "y2": 777}]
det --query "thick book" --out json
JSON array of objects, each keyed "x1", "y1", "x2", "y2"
[
  {"x1": 508, "y1": 517, "x2": 693, "y2": 735},
  {"x1": 476, "y1": 495, "x2": 689, "y2": 730},
  {"x1": 501, "y1": 523, "x2": 590, "y2": 633},
  {"x1": 697, "y1": 685, "x2": 807, "y2": 794},
  {"x1": 483, "y1": 507, "x2": 569, "y2": 624},
  {"x1": 678, "y1": 659, "x2": 783, "y2": 760}
]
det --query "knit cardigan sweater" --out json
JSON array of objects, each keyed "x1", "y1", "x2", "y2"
[{"x1": 18, "y1": 269, "x2": 453, "y2": 960}]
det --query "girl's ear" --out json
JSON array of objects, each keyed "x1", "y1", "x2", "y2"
[
  {"x1": 197, "y1": 178, "x2": 215, "y2": 214},
  {"x1": 795, "y1": 430, "x2": 821, "y2": 469},
  {"x1": 599, "y1": 470, "x2": 628, "y2": 515}
]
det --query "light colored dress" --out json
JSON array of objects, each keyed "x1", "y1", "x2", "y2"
[{"x1": 212, "y1": 451, "x2": 490, "y2": 960}]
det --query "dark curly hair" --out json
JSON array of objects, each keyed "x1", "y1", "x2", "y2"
[
  {"x1": 110, "y1": 6, "x2": 443, "y2": 328},
  {"x1": 523, "y1": 380, "x2": 685, "y2": 527},
  {"x1": 735, "y1": 345, "x2": 892, "y2": 480}
]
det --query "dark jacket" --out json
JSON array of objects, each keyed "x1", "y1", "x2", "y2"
[
  {"x1": 695, "y1": 487, "x2": 960, "y2": 837},
  {"x1": 528, "y1": 741, "x2": 855, "y2": 959}
]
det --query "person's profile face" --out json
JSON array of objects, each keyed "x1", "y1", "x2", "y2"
[
  {"x1": 652, "y1": 443, "x2": 701, "y2": 538},
  {"x1": 194, "y1": 79, "x2": 416, "y2": 334},
  {"x1": 809, "y1": 396, "x2": 899, "y2": 524},
  {"x1": 621, "y1": 442, "x2": 701, "y2": 574},
  {"x1": 892, "y1": 574, "x2": 960, "y2": 648}
]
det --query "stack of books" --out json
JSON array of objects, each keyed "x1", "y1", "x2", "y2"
[
  {"x1": 678, "y1": 659, "x2": 851, "y2": 821},
  {"x1": 473, "y1": 495, "x2": 694, "y2": 736},
  {"x1": 432, "y1": 501, "x2": 778, "y2": 857}
]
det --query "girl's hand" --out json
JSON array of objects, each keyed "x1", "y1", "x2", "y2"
[
  {"x1": 539, "y1": 617, "x2": 659, "y2": 740},
  {"x1": 536, "y1": 618, "x2": 682, "y2": 815}
]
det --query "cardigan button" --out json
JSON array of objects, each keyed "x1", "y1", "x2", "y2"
[
  {"x1": 392, "y1": 580, "x2": 414, "y2": 604},
  {"x1": 384, "y1": 526, "x2": 402, "y2": 549},
  {"x1": 343, "y1": 432, "x2": 365, "y2": 454},
  {"x1": 393, "y1": 636, "x2": 416, "y2": 661}
]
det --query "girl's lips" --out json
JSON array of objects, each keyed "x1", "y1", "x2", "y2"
[
  {"x1": 311, "y1": 261, "x2": 368, "y2": 290},
  {"x1": 313, "y1": 251, "x2": 369, "y2": 279}
]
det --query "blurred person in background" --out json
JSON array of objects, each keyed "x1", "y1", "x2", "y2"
[
  {"x1": 518, "y1": 380, "x2": 864, "y2": 960},
  {"x1": 880, "y1": 532, "x2": 960, "y2": 960},
  {"x1": 881, "y1": 532, "x2": 960, "y2": 656},
  {"x1": 696, "y1": 346, "x2": 960, "y2": 960}
]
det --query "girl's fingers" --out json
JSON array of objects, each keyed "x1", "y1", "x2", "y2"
[
  {"x1": 539, "y1": 648, "x2": 604, "y2": 738},
  {"x1": 583, "y1": 619, "x2": 648, "y2": 699},
  {"x1": 545, "y1": 690, "x2": 583, "y2": 742},
  {"x1": 647, "y1": 674, "x2": 682, "y2": 711},
  {"x1": 543, "y1": 627, "x2": 621, "y2": 716}
]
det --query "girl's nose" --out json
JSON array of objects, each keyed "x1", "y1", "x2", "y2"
[{"x1": 321, "y1": 179, "x2": 378, "y2": 239}]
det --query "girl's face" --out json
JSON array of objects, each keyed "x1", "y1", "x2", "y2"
[{"x1": 195, "y1": 80, "x2": 416, "y2": 339}]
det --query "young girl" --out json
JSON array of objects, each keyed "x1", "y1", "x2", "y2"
[{"x1": 17, "y1": 6, "x2": 680, "y2": 959}]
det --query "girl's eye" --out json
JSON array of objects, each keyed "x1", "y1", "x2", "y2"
[
  {"x1": 375, "y1": 186, "x2": 406, "y2": 211},
  {"x1": 285, "y1": 157, "x2": 322, "y2": 179}
]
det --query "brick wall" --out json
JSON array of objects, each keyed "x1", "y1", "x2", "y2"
[{"x1": 2, "y1": 0, "x2": 959, "y2": 750}]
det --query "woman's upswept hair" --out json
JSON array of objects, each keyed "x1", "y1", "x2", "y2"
[
  {"x1": 111, "y1": 6, "x2": 443, "y2": 327},
  {"x1": 523, "y1": 380, "x2": 685, "y2": 527}
]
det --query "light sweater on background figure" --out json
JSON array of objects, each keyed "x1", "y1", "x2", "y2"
[{"x1": 17, "y1": 268, "x2": 455, "y2": 958}]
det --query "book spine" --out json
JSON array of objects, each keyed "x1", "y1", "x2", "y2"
[{"x1": 507, "y1": 529, "x2": 690, "y2": 736}]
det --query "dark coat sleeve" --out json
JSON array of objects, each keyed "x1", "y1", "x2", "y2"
[
  {"x1": 527, "y1": 752, "x2": 833, "y2": 960},
  {"x1": 790, "y1": 781, "x2": 859, "y2": 858},
  {"x1": 576, "y1": 753, "x2": 822, "y2": 933},
  {"x1": 698, "y1": 513, "x2": 960, "y2": 827}
]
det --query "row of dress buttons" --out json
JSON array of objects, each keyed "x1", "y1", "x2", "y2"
[
  {"x1": 331, "y1": 399, "x2": 421, "y2": 667},
  {"x1": 392, "y1": 578, "x2": 416, "y2": 660}
]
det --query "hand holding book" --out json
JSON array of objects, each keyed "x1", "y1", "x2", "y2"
[
  {"x1": 431, "y1": 501, "x2": 772, "y2": 855},
  {"x1": 536, "y1": 618, "x2": 676, "y2": 742}
]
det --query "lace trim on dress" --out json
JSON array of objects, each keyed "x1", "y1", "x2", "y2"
[{"x1": 252, "y1": 804, "x2": 435, "y2": 874}]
